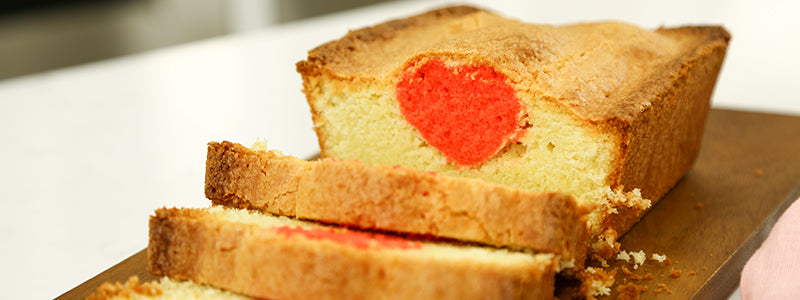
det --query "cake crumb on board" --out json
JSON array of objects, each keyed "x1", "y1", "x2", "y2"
[
  {"x1": 616, "y1": 282, "x2": 647, "y2": 300},
  {"x1": 654, "y1": 283, "x2": 673, "y2": 295},
  {"x1": 651, "y1": 253, "x2": 668, "y2": 263},
  {"x1": 587, "y1": 248, "x2": 702, "y2": 298},
  {"x1": 580, "y1": 267, "x2": 618, "y2": 298}
]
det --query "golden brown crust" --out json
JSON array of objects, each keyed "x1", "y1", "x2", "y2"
[
  {"x1": 297, "y1": 5, "x2": 728, "y2": 123},
  {"x1": 205, "y1": 141, "x2": 589, "y2": 265},
  {"x1": 148, "y1": 207, "x2": 557, "y2": 300},
  {"x1": 205, "y1": 142, "x2": 308, "y2": 216},
  {"x1": 296, "y1": 5, "x2": 481, "y2": 81},
  {"x1": 612, "y1": 26, "x2": 730, "y2": 200}
]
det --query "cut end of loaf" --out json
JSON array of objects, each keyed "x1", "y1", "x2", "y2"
[{"x1": 307, "y1": 78, "x2": 619, "y2": 201}]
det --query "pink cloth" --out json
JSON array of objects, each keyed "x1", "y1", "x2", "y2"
[{"x1": 741, "y1": 197, "x2": 800, "y2": 299}]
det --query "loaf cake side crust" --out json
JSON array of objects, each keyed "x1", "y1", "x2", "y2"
[
  {"x1": 148, "y1": 207, "x2": 557, "y2": 300},
  {"x1": 598, "y1": 26, "x2": 730, "y2": 241}
]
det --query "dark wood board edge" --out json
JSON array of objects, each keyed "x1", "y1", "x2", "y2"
[{"x1": 54, "y1": 247, "x2": 155, "y2": 299}]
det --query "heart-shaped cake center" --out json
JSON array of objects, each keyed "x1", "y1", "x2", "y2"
[{"x1": 396, "y1": 59, "x2": 522, "y2": 166}]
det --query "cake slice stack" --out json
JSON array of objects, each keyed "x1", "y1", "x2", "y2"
[
  {"x1": 204, "y1": 140, "x2": 589, "y2": 266},
  {"x1": 131, "y1": 140, "x2": 586, "y2": 300}
]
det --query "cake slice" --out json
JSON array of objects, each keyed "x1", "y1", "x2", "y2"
[
  {"x1": 296, "y1": 5, "x2": 730, "y2": 255},
  {"x1": 205, "y1": 140, "x2": 589, "y2": 268},
  {"x1": 148, "y1": 206, "x2": 557, "y2": 300},
  {"x1": 86, "y1": 276, "x2": 252, "y2": 300}
]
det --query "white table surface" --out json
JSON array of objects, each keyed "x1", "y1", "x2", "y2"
[{"x1": 2, "y1": 1, "x2": 798, "y2": 299}]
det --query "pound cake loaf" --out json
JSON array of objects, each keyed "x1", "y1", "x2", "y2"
[
  {"x1": 87, "y1": 276, "x2": 252, "y2": 300},
  {"x1": 205, "y1": 140, "x2": 588, "y2": 268},
  {"x1": 148, "y1": 206, "x2": 557, "y2": 300},
  {"x1": 296, "y1": 5, "x2": 730, "y2": 254}
]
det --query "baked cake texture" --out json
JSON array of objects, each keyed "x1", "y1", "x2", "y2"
[
  {"x1": 296, "y1": 5, "x2": 730, "y2": 254},
  {"x1": 148, "y1": 206, "x2": 557, "y2": 300},
  {"x1": 86, "y1": 276, "x2": 252, "y2": 300}
]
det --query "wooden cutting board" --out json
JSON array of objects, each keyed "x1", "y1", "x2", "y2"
[{"x1": 57, "y1": 109, "x2": 800, "y2": 299}]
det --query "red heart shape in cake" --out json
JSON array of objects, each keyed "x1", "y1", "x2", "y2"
[{"x1": 396, "y1": 59, "x2": 522, "y2": 166}]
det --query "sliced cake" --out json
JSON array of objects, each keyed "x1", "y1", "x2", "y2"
[{"x1": 148, "y1": 206, "x2": 557, "y2": 300}]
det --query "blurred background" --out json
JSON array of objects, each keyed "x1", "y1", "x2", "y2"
[{"x1": 1, "y1": 0, "x2": 395, "y2": 80}]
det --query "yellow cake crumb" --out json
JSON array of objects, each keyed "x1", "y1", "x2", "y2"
[
  {"x1": 670, "y1": 269, "x2": 681, "y2": 278},
  {"x1": 616, "y1": 250, "x2": 632, "y2": 262},
  {"x1": 631, "y1": 250, "x2": 646, "y2": 269},
  {"x1": 651, "y1": 253, "x2": 667, "y2": 263}
]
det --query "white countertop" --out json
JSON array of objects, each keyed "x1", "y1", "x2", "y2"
[{"x1": 2, "y1": 1, "x2": 799, "y2": 299}]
